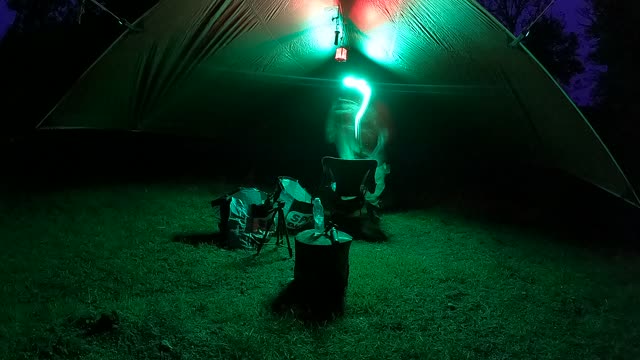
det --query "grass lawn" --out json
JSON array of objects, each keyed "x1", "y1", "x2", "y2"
[{"x1": 1, "y1": 179, "x2": 639, "y2": 359}]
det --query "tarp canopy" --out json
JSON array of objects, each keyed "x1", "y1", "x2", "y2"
[{"x1": 39, "y1": 0, "x2": 639, "y2": 207}]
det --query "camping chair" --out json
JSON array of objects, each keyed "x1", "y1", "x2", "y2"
[{"x1": 319, "y1": 156, "x2": 377, "y2": 218}]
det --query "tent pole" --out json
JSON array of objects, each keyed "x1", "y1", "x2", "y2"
[
  {"x1": 85, "y1": 0, "x2": 141, "y2": 32},
  {"x1": 510, "y1": 0, "x2": 556, "y2": 47}
]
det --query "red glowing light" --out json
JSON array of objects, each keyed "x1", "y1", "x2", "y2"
[{"x1": 348, "y1": 0, "x2": 403, "y2": 31}]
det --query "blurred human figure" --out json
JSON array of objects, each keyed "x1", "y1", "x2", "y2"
[{"x1": 326, "y1": 97, "x2": 391, "y2": 220}]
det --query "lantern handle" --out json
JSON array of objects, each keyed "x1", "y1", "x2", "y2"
[{"x1": 332, "y1": 4, "x2": 346, "y2": 47}]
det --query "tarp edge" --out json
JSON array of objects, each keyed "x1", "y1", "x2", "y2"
[
  {"x1": 470, "y1": 0, "x2": 640, "y2": 208},
  {"x1": 516, "y1": 44, "x2": 640, "y2": 208},
  {"x1": 35, "y1": 2, "x2": 162, "y2": 129}
]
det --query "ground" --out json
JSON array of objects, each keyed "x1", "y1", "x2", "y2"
[{"x1": 1, "y1": 179, "x2": 639, "y2": 360}]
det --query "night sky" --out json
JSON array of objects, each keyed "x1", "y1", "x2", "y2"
[
  {"x1": 0, "y1": 0, "x2": 591, "y2": 104},
  {"x1": 0, "y1": 0, "x2": 14, "y2": 40},
  {"x1": 550, "y1": 0, "x2": 594, "y2": 105}
]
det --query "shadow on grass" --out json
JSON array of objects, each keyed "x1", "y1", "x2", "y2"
[
  {"x1": 172, "y1": 232, "x2": 226, "y2": 248},
  {"x1": 382, "y1": 168, "x2": 640, "y2": 256},
  {"x1": 327, "y1": 215, "x2": 389, "y2": 243},
  {"x1": 346, "y1": 221, "x2": 389, "y2": 243},
  {"x1": 270, "y1": 280, "x2": 346, "y2": 326},
  {"x1": 231, "y1": 251, "x2": 292, "y2": 271}
]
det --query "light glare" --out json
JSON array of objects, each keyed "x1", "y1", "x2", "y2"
[{"x1": 342, "y1": 76, "x2": 372, "y2": 140}]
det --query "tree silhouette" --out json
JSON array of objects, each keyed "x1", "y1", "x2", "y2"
[
  {"x1": 6, "y1": 0, "x2": 81, "y2": 32},
  {"x1": 5, "y1": 0, "x2": 156, "y2": 33},
  {"x1": 478, "y1": 0, "x2": 584, "y2": 88},
  {"x1": 579, "y1": 0, "x2": 639, "y2": 183},
  {"x1": 522, "y1": 15, "x2": 584, "y2": 87},
  {"x1": 581, "y1": 0, "x2": 638, "y2": 117},
  {"x1": 478, "y1": 0, "x2": 548, "y2": 33}
]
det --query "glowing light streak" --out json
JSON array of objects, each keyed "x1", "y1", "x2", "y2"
[{"x1": 342, "y1": 76, "x2": 372, "y2": 140}]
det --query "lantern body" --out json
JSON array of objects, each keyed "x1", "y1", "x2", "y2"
[{"x1": 335, "y1": 47, "x2": 348, "y2": 62}]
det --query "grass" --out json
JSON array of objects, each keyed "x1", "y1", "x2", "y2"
[{"x1": 1, "y1": 179, "x2": 639, "y2": 359}]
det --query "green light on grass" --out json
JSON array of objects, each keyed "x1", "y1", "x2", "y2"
[{"x1": 342, "y1": 76, "x2": 372, "y2": 140}]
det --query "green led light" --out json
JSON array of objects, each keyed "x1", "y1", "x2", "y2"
[{"x1": 342, "y1": 76, "x2": 371, "y2": 140}]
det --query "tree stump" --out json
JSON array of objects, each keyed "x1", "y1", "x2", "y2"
[{"x1": 292, "y1": 229, "x2": 353, "y2": 318}]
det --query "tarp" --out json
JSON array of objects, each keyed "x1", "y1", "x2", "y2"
[{"x1": 38, "y1": 0, "x2": 639, "y2": 207}]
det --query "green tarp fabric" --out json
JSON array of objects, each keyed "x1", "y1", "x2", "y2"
[{"x1": 38, "y1": 0, "x2": 639, "y2": 207}]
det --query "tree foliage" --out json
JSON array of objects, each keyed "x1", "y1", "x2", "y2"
[
  {"x1": 478, "y1": 0, "x2": 549, "y2": 33},
  {"x1": 581, "y1": 0, "x2": 638, "y2": 115},
  {"x1": 522, "y1": 15, "x2": 584, "y2": 87},
  {"x1": 580, "y1": 0, "x2": 640, "y2": 184},
  {"x1": 5, "y1": 0, "x2": 156, "y2": 33},
  {"x1": 478, "y1": 0, "x2": 584, "y2": 88},
  {"x1": 6, "y1": 0, "x2": 83, "y2": 32}
]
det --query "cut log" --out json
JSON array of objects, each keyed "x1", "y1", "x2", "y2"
[{"x1": 292, "y1": 229, "x2": 353, "y2": 317}]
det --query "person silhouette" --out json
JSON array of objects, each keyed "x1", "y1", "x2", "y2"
[{"x1": 326, "y1": 97, "x2": 391, "y2": 221}]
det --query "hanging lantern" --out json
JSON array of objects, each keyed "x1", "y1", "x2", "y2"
[{"x1": 335, "y1": 47, "x2": 348, "y2": 62}]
